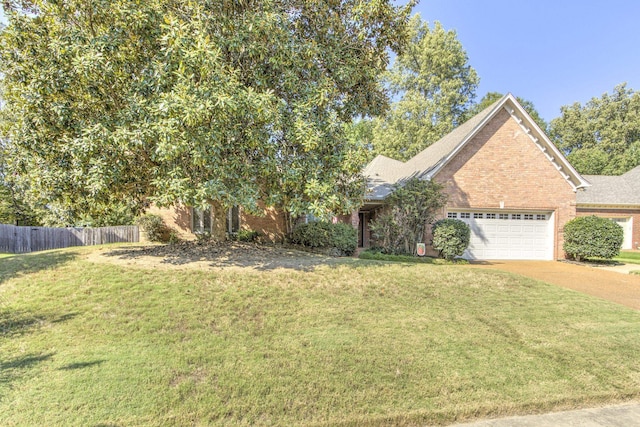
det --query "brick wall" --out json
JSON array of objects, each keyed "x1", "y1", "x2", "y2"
[
  {"x1": 145, "y1": 204, "x2": 194, "y2": 241},
  {"x1": 577, "y1": 207, "x2": 640, "y2": 250},
  {"x1": 241, "y1": 205, "x2": 288, "y2": 243},
  {"x1": 147, "y1": 203, "x2": 288, "y2": 243},
  {"x1": 433, "y1": 108, "x2": 577, "y2": 259}
]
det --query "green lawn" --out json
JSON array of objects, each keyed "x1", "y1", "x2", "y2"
[
  {"x1": 2, "y1": 247, "x2": 640, "y2": 426},
  {"x1": 615, "y1": 250, "x2": 640, "y2": 265}
]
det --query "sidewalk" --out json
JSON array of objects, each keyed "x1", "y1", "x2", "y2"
[
  {"x1": 594, "y1": 263, "x2": 640, "y2": 274},
  {"x1": 450, "y1": 402, "x2": 640, "y2": 427}
]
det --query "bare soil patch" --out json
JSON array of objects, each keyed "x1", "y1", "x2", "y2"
[{"x1": 86, "y1": 241, "x2": 350, "y2": 271}]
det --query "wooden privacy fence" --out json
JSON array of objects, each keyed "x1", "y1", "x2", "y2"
[{"x1": 0, "y1": 224, "x2": 139, "y2": 254}]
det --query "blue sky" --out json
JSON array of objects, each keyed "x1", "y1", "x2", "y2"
[
  {"x1": 414, "y1": 0, "x2": 640, "y2": 122},
  {"x1": 2, "y1": 1, "x2": 639, "y2": 122}
]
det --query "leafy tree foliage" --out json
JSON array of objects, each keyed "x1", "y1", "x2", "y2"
[
  {"x1": 370, "y1": 178, "x2": 447, "y2": 255},
  {"x1": 549, "y1": 83, "x2": 640, "y2": 175},
  {"x1": 431, "y1": 218, "x2": 470, "y2": 260},
  {"x1": 0, "y1": 139, "x2": 40, "y2": 225},
  {"x1": 469, "y1": 92, "x2": 548, "y2": 132},
  {"x1": 368, "y1": 15, "x2": 479, "y2": 161},
  {"x1": 0, "y1": 0, "x2": 414, "y2": 226},
  {"x1": 563, "y1": 216, "x2": 623, "y2": 261}
]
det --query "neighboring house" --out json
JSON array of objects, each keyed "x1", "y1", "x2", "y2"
[
  {"x1": 361, "y1": 93, "x2": 591, "y2": 260},
  {"x1": 576, "y1": 166, "x2": 640, "y2": 250}
]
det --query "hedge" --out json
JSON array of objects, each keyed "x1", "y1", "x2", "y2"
[
  {"x1": 563, "y1": 215, "x2": 623, "y2": 260},
  {"x1": 290, "y1": 221, "x2": 357, "y2": 256},
  {"x1": 431, "y1": 218, "x2": 471, "y2": 260}
]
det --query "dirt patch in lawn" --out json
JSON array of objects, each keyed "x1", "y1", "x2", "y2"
[
  {"x1": 85, "y1": 241, "x2": 351, "y2": 271},
  {"x1": 469, "y1": 260, "x2": 640, "y2": 310}
]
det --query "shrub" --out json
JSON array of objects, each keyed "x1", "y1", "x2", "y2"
[
  {"x1": 291, "y1": 221, "x2": 357, "y2": 256},
  {"x1": 431, "y1": 219, "x2": 471, "y2": 260},
  {"x1": 235, "y1": 229, "x2": 260, "y2": 242},
  {"x1": 563, "y1": 216, "x2": 623, "y2": 261},
  {"x1": 135, "y1": 214, "x2": 170, "y2": 242},
  {"x1": 369, "y1": 178, "x2": 447, "y2": 255}
]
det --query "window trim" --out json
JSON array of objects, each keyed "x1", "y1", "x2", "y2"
[
  {"x1": 227, "y1": 205, "x2": 240, "y2": 233},
  {"x1": 192, "y1": 206, "x2": 212, "y2": 233}
]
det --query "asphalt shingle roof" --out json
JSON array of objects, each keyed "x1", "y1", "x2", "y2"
[
  {"x1": 364, "y1": 99, "x2": 501, "y2": 200},
  {"x1": 577, "y1": 166, "x2": 640, "y2": 206}
]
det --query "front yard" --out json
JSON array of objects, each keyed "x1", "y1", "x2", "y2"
[
  {"x1": 616, "y1": 250, "x2": 640, "y2": 265},
  {"x1": 1, "y1": 244, "x2": 640, "y2": 426}
]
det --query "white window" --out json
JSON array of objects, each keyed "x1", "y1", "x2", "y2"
[
  {"x1": 524, "y1": 214, "x2": 534, "y2": 220},
  {"x1": 460, "y1": 212, "x2": 470, "y2": 219},
  {"x1": 486, "y1": 213, "x2": 496, "y2": 219},
  {"x1": 536, "y1": 214, "x2": 547, "y2": 220},
  {"x1": 474, "y1": 213, "x2": 483, "y2": 219},
  {"x1": 512, "y1": 214, "x2": 521, "y2": 220},
  {"x1": 193, "y1": 206, "x2": 212, "y2": 233},
  {"x1": 447, "y1": 212, "x2": 457, "y2": 219},
  {"x1": 499, "y1": 213, "x2": 509, "y2": 220}
]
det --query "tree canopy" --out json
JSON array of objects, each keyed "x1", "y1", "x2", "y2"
[
  {"x1": 468, "y1": 92, "x2": 548, "y2": 133},
  {"x1": 367, "y1": 15, "x2": 479, "y2": 161},
  {"x1": 549, "y1": 83, "x2": 640, "y2": 175},
  {"x1": 0, "y1": 0, "x2": 414, "y2": 225}
]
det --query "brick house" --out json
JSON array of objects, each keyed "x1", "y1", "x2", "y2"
[
  {"x1": 361, "y1": 94, "x2": 591, "y2": 260},
  {"x1": 150, "y1": 93, "x2": 639, "y2": 258},
  {"x1": 576, "y1": 166, "x2": 640, "y2": 250}
]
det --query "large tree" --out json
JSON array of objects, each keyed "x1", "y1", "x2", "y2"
[
  {"x1": 0, "y1": 0, "x2": 413, "y2": 226},
  {"x1": 368, "y1": 15, "x2": 479, "y2": 161},
  {"x1": 0, "y1": 139, "x2": 40, "y2": 225},
  {"x1": 549, "y1": 83, "x2": 640, "y2": 175}
]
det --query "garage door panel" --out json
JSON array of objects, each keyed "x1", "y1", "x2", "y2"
[{"x1": 455, "y1": 211, "x2": 553, "y2": 260}]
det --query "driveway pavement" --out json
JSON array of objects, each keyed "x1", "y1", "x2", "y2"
[
  {"x1": 467, "y1": 260, "x2": 640, "y2": 310},
  {"x1": 450, "y1": 401, "x2": 640, "y2": 427}
]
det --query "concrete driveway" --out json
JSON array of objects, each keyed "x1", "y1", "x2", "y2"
[
  {"x1": 451, "y1": 401, "x2": 640, "y2": 427},
  {"x1": 468, "y1": 260, "x2": 640, "y2": 310}
]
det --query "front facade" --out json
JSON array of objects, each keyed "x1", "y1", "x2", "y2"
[
  {"x1": 576, "y1": 166, "x2": 640, "y2": 250},
  {"x1": 146, "y1": 202, "x2": 288, "y2": 243},
  {"x1": 361, "y1": 94, "x2": 590, "y2": 260},
  {"x1": 148, "y1": 94, "x2": 640, "y2": 259}
]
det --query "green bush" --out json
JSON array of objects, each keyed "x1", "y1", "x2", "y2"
[
  {"x1": 431, "y1": 219, "x2": 471, "y2": 260},
  {"x1": 563, "y1": 216, "x2": 623, "y2": 261},
  {"x1": 136, "y1": 214, "x2": 169, "y2": 242},
  {"x1": 291, "y1": 221, "x2": 357, "y2": 256},
  {"x1": 235, "y1": 229, "x2": 260, "y2": 242}
]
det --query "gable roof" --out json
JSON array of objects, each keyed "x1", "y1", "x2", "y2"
[
  {"x1": 363, "y1": 155, "x2": 407, "y2": 200},
  {"x1": 577, "y1": 165, "x2": 640, "y2": 206},
  {"x1": 364, "y1": 93, "x2": 590, "y2": 201}
]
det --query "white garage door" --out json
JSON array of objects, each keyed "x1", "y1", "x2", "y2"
[{"x1": 448, "y1": 211, "x2": 554, "y2": 260}]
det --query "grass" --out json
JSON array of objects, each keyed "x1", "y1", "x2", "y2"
[
  {"x1": 2, "y1": 246, "x2": 640, "y2": 426},
  {"x1": 615, "y1": 250, "x2": 640, "y2": 265},
  {"x1": 358, "y1": 249, "x2": 467, "y2": 264},
  {"x1": 359, "y1": 249, "x2": 436, "y2": 263}
]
